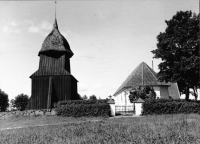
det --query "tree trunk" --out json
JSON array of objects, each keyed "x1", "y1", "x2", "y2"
[{"x1": 185, "y1": 86, "x2": 190, "y2": 101}]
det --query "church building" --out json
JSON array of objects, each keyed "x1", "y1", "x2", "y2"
[
  {"x1": 27, "y1": 18, "x2": 79, "y2": 110},
  {"x1": 113, "y1": 62, "x2": 180, "y2": 106}
]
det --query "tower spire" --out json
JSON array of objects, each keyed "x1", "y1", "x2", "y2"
[
  {"x1": 53, "y1": 1, "x2": 58, "y2": 29},
  {"x1": 55, "y1": 1, "x2": 57, "y2": 19}
]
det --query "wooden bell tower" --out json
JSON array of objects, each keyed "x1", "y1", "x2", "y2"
[{"x1": 27, "y1": 17, "x2": 79, "y2": 110}]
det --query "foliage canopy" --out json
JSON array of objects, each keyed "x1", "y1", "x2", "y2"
[
  {"x1": 151, "y1": 11, "x2": 200, "y2": 100},
  {"x1": 89, "y1": 95, "x2": 97, "y2": 101},
  {"x1": 129, "y1": 85, "x2": 156, "y2": 103},
  {"x1": 13, "y1": 94, "x2": 29, "y2": 111}
]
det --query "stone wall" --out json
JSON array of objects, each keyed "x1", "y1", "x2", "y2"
[{"x1": 0, "y1": 109, "x2": 57, "y2": 119}]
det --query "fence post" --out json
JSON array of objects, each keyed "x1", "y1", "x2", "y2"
[{"x1": 107, "y1": 98, "x2": 115, "y2": 117}]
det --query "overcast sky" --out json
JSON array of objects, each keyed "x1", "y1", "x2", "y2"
[{"x1": 0, "y1": 0, "x2": 198, "y2": 100}]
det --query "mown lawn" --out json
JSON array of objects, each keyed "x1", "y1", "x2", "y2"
[
  {"x1": 0, "y1": 115, "x2": 103, "y2": 130},
  {"x1": 0, "y1": 114, "x2": 200, "y2": 144}
]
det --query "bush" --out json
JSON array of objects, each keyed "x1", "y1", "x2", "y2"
[
  {"x1": 142, "y1": 99, "x2": 200, "y2": 115},
  {"x1": 89, "y1": 95, "x2": 97, "y2": 100},
  {"x1": 56, "y1": 103, "x2": 111, "y2": 117},
  {"x1": 54, "y1": 99, "x2": 107, "y2": 108},
  {"x1": 129, "y1": 85, "x2": 156, "y2": 103},
  {"x1": 0, "y1": 89, "x2": 9, "y2": 112}
]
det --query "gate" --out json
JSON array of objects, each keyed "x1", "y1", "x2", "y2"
[{"x1": 115, "y1": 105, "x2": 135, "y2": 115}]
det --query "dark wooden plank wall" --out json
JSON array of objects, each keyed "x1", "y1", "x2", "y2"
[
  {"x1": 28, "y1": 75, "x2": 78, "y2": 110},
  {"x1": 39, "y1": 54, "x2": 70, "y2": 75},
  {"x1": 31, "y1": 76, "x2": 49, "y2": 109},
  {"x1": 28, "y1": 51, "x2": 78, "y2": 110},
  {"x1": 53, "y1": 76, "x2": 71, "y2": 101}
]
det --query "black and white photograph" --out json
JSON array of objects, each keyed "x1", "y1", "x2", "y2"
[{"x1": 0, "y1": 0, "x2": 199, "y2": 143}]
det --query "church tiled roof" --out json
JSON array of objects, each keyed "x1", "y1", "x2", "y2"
[
  {"x1": 39, "y1": 19, "x2": 74, "y2": 57},
  {"x1": 113, "y1": 62, "x2": 180, "y2": 99}
]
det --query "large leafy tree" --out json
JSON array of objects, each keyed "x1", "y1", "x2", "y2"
[
  {"x1": 151, "y1": 11, "x2": 199, "y2": 100},
  {"x1": 0, "y1": 89, "x2": 9, "y2": 112},
  {"x1": 13, "y1": 94, "x2": 29, "y2": 111},
  {"x1": 129, "y1": 85, "x2": 156, "y2": 103}
]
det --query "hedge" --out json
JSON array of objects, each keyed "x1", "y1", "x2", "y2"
[
  {"x1": 54, "y1": 100, "x2": 107, "y2": 108},
  {"x1": 142, "y1": 99, "x2": 200, "y2": 115},
  {"x1": 55, "y1": 103, "x2": 111, "y2": 117}
]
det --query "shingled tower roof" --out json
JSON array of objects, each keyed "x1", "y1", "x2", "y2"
[
  {"x1": 113, "y1": 62, "x2": 171, "y2": 96},
  {"x1": 39, "y1": 18, "x2": 74, "y2": 57}
]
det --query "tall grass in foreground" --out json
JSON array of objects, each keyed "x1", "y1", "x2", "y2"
[{"x1": 0, "y1": 114, "x2": 200, "y2": 144}]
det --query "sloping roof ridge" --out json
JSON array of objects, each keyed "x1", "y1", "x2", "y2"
[
  {"x1": 125, "y1": 62, "x2": 143, "y2": 87},
  {"x1": 113, "y1": 62, "x2": 143, "y2": 96},
  {"x1": 30, "y1": 69, "x2": 71, "y2": 78},
  {"x1": 143, "y1": 62, "x2": 158, "y2": 82}
]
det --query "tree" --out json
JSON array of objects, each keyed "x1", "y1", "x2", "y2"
[
  {"x1": 89, "y1": 95, "x2": 97, "y2": 100},
  {"x1": 129, "y1": 85, "x2": 156, "y2": 103},
  {"x1": 10, "y1": 99, "x2": 16, "y2": 111},
  {"x1": 13, "y1": 94, "x2": 29, "y2": 111},
  {"x1": 0, "y1": 89, "x2": 9, "y2": 112},
  {"x1": 151, "y1": 11, "x2": 200, "y2": 100},
  {"x1": 82, "y1": 95, "x2": 88, "y2": 100}
]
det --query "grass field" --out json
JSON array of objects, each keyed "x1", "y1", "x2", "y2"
[
  {"x1": 0, "y1": 114, "x2": 200, "y2": 144},
  {"x1": 0, "y1": 115, "x2": 104, "y2": 130}
]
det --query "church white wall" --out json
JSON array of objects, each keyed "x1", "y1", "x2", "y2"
[
  {"x1": 153, "y1": 86, "x2": 160, "y2": 98},
  {"x1": 198, "y1": 89, "x2": 200, "y2": 100},
  {"x1": 114, "y1": 91, "x2": 133, "y2": 106}
]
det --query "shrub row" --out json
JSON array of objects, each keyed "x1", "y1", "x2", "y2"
[
  {"x1": 142, "y1": 99, "x2": 200, "y2": 115},
  {"x1": 56, "y1": 103, "x2": 111, "y2": 117},
  {"x1": 54, "y1": 99, "x2": 107, "y2": 108}
]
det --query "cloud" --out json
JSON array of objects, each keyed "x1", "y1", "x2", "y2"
[
  {"x1": 41, "y1": 21, "x2": 52, "y2": 30},
  {"x1": 1, "y1": 19, "x2": 68, "y2": 37},
  {"x1": 10, "y1": 22, "x2": 18, "y2": 26},
  {"x1": 26, "y1": 20, "x2": 52, "y2": 35},
  {"x1": 28, "y1": 26, "x2": 39, "y2": 33},
  {"x1": 2, "y1": 22, "x2": 21, "y2": 35}
]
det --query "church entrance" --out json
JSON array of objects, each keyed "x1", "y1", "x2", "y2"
[{"x1": 115, "y1": 105, "x2": 135, "y2": 116}]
